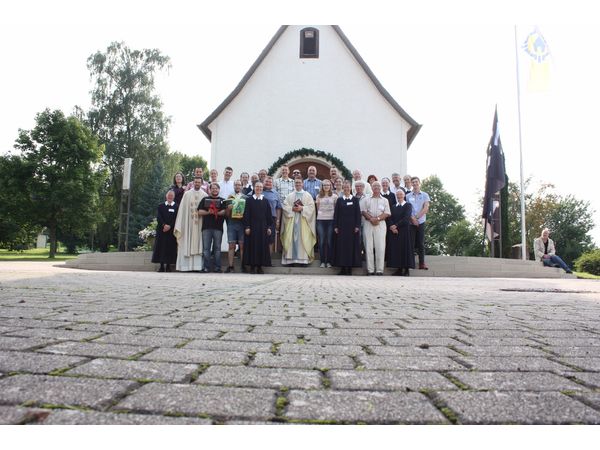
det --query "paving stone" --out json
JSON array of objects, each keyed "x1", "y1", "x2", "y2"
[
  {"x1": 67, "y1": 358, "x2": 198, "y2": 382},
  {"x1": 37, "y1": 341, "x2": 150, "y2": 359},
  {"x1": 4, "y1": 328, "x2": 103, "y2": 341},
  {"x1": 456, "y1": 337, "x2": 540, "y2": 346},
  {"x1": 453, "y1": 346, "x2": 548, "y2": 357},
  {"x1": 301, "y1": 335, "x2": 383, "y2": 346},
  {"x1": 393, "y1": 329, "x2": 469, "y2": 338},
  {"x1": 41, "y1": 409, "x2": 212, "y2": 424},
  {"x1": 570, "y1": 393, "x2": 600, "y2": 411},
  {"x1": 329, "y1": 370, "x2": 458, "y2": 391},
  {"x1": 0, "y1": 336, "x2": 58, "y2": 351},
  {"x1": 566, "y1": 372, "x2": 600, "y2": 388},
  {"x1": 92, "y1": 334, "x2": 188, "y2": 347},
  {"x1": 218, "y1": 332, "x2": 298, "y2": 343},
  {"x1": 276, "y1": 343, "x2": 365, "y2": 356},
  {"x1": 285, "y1": 390, "x2": 448, "y2": 423},
  {"x1": 449, "y1": 371, "x2": 589, "y2": 391},
  {"x1": 0, "y1": 307, "x2": 58, "y2": 319},
  {"x1": 195, "y1": 365, "x2": 321, "y2": 389},
  {"x1": 109, "y1": 318, "x2": 186, "y2": 328},
  {"x1": 250, "y1": 326, "x2": 324, "y2": 336},
  {"x1": 323, "y1": 328, "x2": 396, "y2": 337},
  {"x1": 178, "y1": 322, "x2": 250, "y2": 333},
  {"x1": 544, "y1": 346, "x2": 600, "y2": 357},
  {"x1": 436, "y1": 391, "x2": 600, "y2": 424},
  {"x1": 382, "y1": 337, "x2": 462, "y2": 346},
  {"x1": 136, "y1": 328, "x2": 221, "y2": 340},
  {"x1": 0, "y1": 350, "x2": 87, "y2": 373},
  {"x1": 182, "y1": 339, "x2": 272, "y2": 353},
  {"x1": 140, "y1": 348, "x2": 248, "y2": 365},
  {"x1": 460, "y1": 356, "x2": 571, "y2": 372},
  {"x1": 116, "y1": 383, "x2": 276, "y2": 419},
  {"x1": 557, "y1": 357, "x2": 600, "y2": 372},
  {"x1": 368, "y1": 346, "x2": 457, "y2": 357},
  {"x1": 66, "y1": 324, "x2": 149, "y2": 334},
  {"x1": 0, "y1": 374, "x2": 136, "y2": 408},
  {"x1": 251, "y1": 352, "x2": 354, "y2": 370},
  {"x1": 535, "y1": 338, "x2": 600, "y2": 347},
  {"x1": 0, "y1": 405, "x2": 50, "y2": 424},
  {"x1": 358, "y1": 355, "x2": 465, "y2": 371}
]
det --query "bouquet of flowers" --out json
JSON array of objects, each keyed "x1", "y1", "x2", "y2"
[{"x1": 137, "y1": 219, "x2": 158, "y2": 251}]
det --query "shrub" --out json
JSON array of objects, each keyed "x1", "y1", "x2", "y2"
[{"x1": 574, "y1": 249, "x2": 600, "y2": 276}]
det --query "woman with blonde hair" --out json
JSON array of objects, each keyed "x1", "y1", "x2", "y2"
[{"x1": 316, "y1": 179, "x2": 338, "y2": 268}]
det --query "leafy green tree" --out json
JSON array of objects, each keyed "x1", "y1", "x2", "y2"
[
  {"x1": 12, "y1": 109, "x2": 105, "y2": 258},
  {"x1": 87, "y1": 42, "x2": 171, "y2": 250},
  {"x1": 0, "y1": 155, "x2": 40, "y2": 250},
  {"x1": 507, "y1": 181, "x2": 595, "y2": 263},
  {"x1": 545, "y1": 195, "x2": 595, "y2": 266},
  {"x1": 446, "y1": 219, "x2": 483, "y2": 256},
  {"x1": 420, "y1": 175, "x2": 465, "y2": 255}
]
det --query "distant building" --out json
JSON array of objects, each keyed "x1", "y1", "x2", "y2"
[{"x1": 199, "y1": 25, "x2": 421, "y2": 180}]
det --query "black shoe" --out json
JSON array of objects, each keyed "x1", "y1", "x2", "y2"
[
  {"x1": 214, "y1": 268, "x2": 222, "y2": 273},
  {"x1": 250, "y1": 266, "x2": 256, "y2": 274},
  {"x1": 158, "y1": 265, "x2": 165, "y2": 272},
  {"x1": 225, "y1": 266, "x2": 234, "y2": 273},
  {"x1": 199, "y1": 269, "x2": 208, "y2": 273},
  {"x1": 403, "y1": 268, "x2": 410, "y2": 276},
  {"x1": 375, "y1": 272, "x2": 383, "y2": 276},
  {"x1": 338, "y1": 268, "x2": 346, "y2": 275},
  {"x1": 241, "y1": 265, "x2": 248, "y2": 273},
  {"x1": 366, "y1": 272, "x2": 374, "y2": 276},
  {"x1": 256, "y1": 267, "x2": 264, "y2": 274},
  {"x1": 393, "y1": 269, "x2": 402, "y2": 276},
  {"x1": 346, "y1": 268, "x2": 352, "y2": 276}
]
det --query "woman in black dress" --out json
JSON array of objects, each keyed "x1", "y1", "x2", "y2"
[
  {"x1": 333, "y1": 180, "x2": 362, "y2": 275},
  {"x1": 151, "y1": 190, "x2": 179, "y2": 272},
  {"x1": 386, "y1": 189, "x2": 414, "y2": 276},
  {"x1": 170, "y1": 172, "x2": 186, "y2": 205},
  {"x1": 242, "y1": 182, "x2": 273, "y2": 274}
]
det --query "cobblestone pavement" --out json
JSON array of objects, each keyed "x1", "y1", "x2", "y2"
[{"x1": 1, "y1": 261, "x2": 599, "y2": 424}]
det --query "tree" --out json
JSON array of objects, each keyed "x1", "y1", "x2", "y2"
[
  {"x1": 446, "y1": 219, "x2": 484, "y2": 256},
  {"x1": 507, "y1": 181, "x2": 595, "y2": 264},
  {"x1": 0, "y1": 155, "x2": 40, "y2": 250},
  {"x1": 87, "y1": 42, "x2": 171, "y2": 250},
  {"x1": 420, "y1": 175, "x2": 465, "y2": 255},
  {"x1": 545, "y1": 195, "x2": 595, "y2": 266},
  {"x1": 12, "y1": 109, "x2": 105, "y2": 257}
]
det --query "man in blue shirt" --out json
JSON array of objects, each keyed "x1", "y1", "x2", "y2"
[
  {"x1": 406, "y1": 176, "x2": 430, "y2": 270},
  {"x1": 303, "y1": 165, "x2": 322, "y2": 200},
  {"x1": 263, "y1": 176, "x2": 283, "y2": 254}
]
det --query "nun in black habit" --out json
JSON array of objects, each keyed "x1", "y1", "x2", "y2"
[
  {"x1": 386, "y1": 189, "x2": 415, "y2": 276},
  {"x1": 151, "y1": 190, "x2": 179, "y2": 272},
  {"x1": 332, "y1": 180, "x2": 362, "y2": 275}
]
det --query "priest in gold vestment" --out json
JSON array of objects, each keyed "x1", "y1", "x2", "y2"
[{"x1": 281, "y1": 178, "x2": 316, "y2": 265}]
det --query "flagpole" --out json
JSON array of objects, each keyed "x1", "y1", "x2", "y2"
[{"x1": 514, "y1": 25, "x2": 527, "y2": 260}]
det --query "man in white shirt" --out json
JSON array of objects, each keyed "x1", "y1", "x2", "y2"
[
  {"x1": 360, "y1": 181, "x2": 391, "y2": 275},
  {"x1": 219, "y1": 166, "x2": 235, "y2": 199}
]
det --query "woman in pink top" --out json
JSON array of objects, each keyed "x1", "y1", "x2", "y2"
[{"x1": 316, "y1": 180, "x2": 338, "y2": 268}]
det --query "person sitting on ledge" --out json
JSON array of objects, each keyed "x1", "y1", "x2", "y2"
[{"x1": 533, "y1": 228, "x2": 573, "y2": 274}]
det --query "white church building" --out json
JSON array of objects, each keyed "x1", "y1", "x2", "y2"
[{"x1": 198, "y1": 25, "x2": 421, "y2": 180}]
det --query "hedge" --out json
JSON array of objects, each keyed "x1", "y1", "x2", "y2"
[{"x1": 574, "y1": 249, "x2": 600, "y2": 276}]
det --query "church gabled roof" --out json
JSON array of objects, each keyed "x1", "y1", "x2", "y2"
[{"x1": 198, "y1": 25, "x2": 422, "y2": 147}]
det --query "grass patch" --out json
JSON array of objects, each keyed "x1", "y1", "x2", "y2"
[
  {"x1": 0, "y1": 248, "x2": 78, "y2": 261},
  {"x1": 575, "y1": 271, "x2": 600, "y2": 280}
]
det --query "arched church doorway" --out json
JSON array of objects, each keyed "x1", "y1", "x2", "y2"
[{"x1": 288, "y1": 160, "x2": 331, "y2": 180}]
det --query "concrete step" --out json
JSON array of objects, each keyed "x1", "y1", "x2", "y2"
[{"x1": 65, "y1": 251, "x2": 575, "y2": 279}]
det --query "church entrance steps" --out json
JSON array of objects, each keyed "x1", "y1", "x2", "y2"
[{"x1": 64, "y1": 252, "x2": 574, "y2": 279}]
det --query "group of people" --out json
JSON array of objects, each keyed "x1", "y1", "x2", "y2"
[{"x1": 152, "y1": 165, "x2": 430, "y2": 276}]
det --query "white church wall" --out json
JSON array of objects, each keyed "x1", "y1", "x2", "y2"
[{"x1": 208, "y1": 25, "x2": 411, "y2": 180}]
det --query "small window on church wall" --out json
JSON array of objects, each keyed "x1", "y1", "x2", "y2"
[{"x1": 300, "y1": 28, "x2": 319, "y2": 58}]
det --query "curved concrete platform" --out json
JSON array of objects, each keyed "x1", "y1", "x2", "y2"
[{"x1": 64, "y1": 251, "x2": 575, "y2": 278}]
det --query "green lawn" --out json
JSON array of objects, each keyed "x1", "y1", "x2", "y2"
[
  {"x1": 575, "y1": 271, "x2": 600, "y2": 280},
  {"x1": 0, "y1": 248, "x2": 78, "y2": 261}
]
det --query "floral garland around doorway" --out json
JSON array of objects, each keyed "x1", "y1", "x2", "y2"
[{"x1": 267, "y1": 148, "x2": 352, "y2": 180}]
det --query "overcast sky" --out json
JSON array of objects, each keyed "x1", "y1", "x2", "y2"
[{"x1": 1, "y1": 1, "x2": 598, "y2": 246}]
